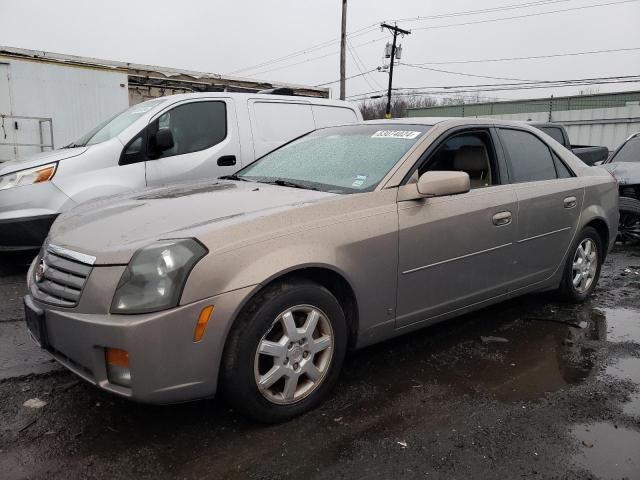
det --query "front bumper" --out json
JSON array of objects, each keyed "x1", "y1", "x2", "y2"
[
  {"x1": 0, "y1": 181, "x2": 73, "y2": 250},
  {"x1": 25, "y1": 262, "x2": 256, "y2": 403},
  {"x1": 0, "y1": 214, "x2": 58, "y2": 250}
]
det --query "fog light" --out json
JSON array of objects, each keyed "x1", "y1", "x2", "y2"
[{"x1": 105, "y1": 348, "x2": 131, "y2": 387}]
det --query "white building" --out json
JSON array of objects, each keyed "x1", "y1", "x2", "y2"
[{"x1": 0, "y1": 46, "x2": 328, "y2": 162}]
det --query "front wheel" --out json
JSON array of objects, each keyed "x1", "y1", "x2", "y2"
[
  {"x1": 221, "y1": 280, "x2": 347, "y2": 423},
  {"x1": 558, "y1": 226, "x2": 603, "y2": 303}
]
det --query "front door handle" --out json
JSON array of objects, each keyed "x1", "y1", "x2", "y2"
[
  {"x1": 492, "y1": 211, "x2": 512, "y2": 226},
  {"x1": 564, "y1": 196, "x2": 577, "y2": 209},
  {"x1": 217, "y1": 155, "x2": 236, "y2": 167}
]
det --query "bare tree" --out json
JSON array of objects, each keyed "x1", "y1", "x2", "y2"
[{"x1": 360, "y1": 95, "x2": 438, "y2": 120}]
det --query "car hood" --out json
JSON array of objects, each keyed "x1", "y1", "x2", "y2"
[
  {"x1": 602, "y1": 162, "x2": 640, "y2": 185},
  {"x1": 48, "y1": 180, "x2": 337, "y2": 264},
  {"x1": 0, "y1": 147, "x2": 88, "y2": 175}
]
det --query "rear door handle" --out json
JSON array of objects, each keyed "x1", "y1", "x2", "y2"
[
  {"x1": 564, "y1": 196, "x2": 577, "y2": 209},
  {"x1": 217, "y1": 155, "x2": 236, "y2": 167},
  {"x1": 492, "y1": 211, "x2": 512, "y2": 226}
]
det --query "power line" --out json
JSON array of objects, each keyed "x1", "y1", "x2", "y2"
[
  {"x1": 347, "y1": 74, "x2": 640, "y2": 99},
  {"x1": 226, "y1": 24, "x2": 380, "y2": 75},
  {"x1": 226, "y1": 0, "x2": 585, "y2": 75},
  {"x1": 314, "y1": 68, "x2": 378, "y2": 87},
  {"x1": 409, "y1": 46, "x2": 640, "y2": 65},
  {"x1": 309, "y1": 46, "x2": 640, "y2": 89},
  {"x1": 410, "y1": 0, "x2": 640, "y2": 31},
  {"x1": 400, "y1": 63, "x2": 539, "y2": 82},
  {"x1": 347, "y1": 38, "x2": 383, "y2": 90},
  {"x1": 392, "y1": 0, "x2": 573, "y2": 22}
]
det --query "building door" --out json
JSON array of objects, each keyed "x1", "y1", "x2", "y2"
[{"x1": 0, "y1": 63, "x2": 16, "y2": 162}]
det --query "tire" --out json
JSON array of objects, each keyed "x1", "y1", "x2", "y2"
[
  {"x1": 558, "y1": 226, "x2": 603, "y2": 303},
  {"x1": 618, "y1": 196, "x2": 640, "y2": 245},
  {"x1": 221, "y1": 280, "x2": 348, "y2": 423}
]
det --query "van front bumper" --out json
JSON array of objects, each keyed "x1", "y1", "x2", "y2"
[
  {"x1": 24, "y1": 284, "x2": 256, "y2": 404},
  {"x1": 0, "y1": 182, "x2": 72, "y2": 250}
]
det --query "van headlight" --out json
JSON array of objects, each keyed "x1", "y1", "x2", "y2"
[
  {"x1": 0, "y1": 163, "x2": 57, "y2": 191},
  {"x1": 111, "y1": 239, "x2": 207, "y2": 314}
]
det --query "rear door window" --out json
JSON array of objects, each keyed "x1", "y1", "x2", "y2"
[{"x1": 499, "y1": 128, "x2": 558, "y2": 182}]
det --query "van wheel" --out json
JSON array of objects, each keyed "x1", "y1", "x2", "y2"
[
  {"x1": 221, "y1": 280, "x2": 347, "y2": 423},
  {"x1": 558, "y1": 226, "x2": 602, "y2": 303},
  {"x1": 619, "y1": 197, "x2": 640, "y2": 244}
]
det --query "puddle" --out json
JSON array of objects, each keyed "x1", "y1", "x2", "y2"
[
  {"x1": 601, "y1": 307, "x2": 640, "y2": 343},
  {"x1": 572, "y1": 422, "x2": 640, "y2": 479},
  {"x1": 623, "y1": 393, "x2": 640, "y2": 418},
  {"x1": 348, "y1": 298, "x2": 607, "y2": 403},
  {"x1": 605, "y1": 357, "x2": 640, "y2": 384}
]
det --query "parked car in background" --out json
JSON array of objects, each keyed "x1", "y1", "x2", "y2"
[
  {"x1": 601, "y1": 132, "x2": 640, "y2": 243},
  {"x1": 530, "y1": 122, "x2": 609, "y2": 165},
  {"x1": 0, "y1": 93, "x2": 362, "y2": 251},
  {"x1": 24, "y1": 118, "x2": 617, "y2": 422}
]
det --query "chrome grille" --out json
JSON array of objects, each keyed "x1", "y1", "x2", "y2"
[{"x1": 34, "y1": 246, "x2": 94, "y2": 307}]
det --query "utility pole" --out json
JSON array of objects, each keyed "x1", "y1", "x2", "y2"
[
  {"x1": 339, "y1": 0, "x2": 347, "y2": 100},
  {"x1": 381, "y1": 23, "x2": 410, "y2": 118}
]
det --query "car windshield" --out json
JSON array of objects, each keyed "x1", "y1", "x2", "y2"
[
  {"x1": 235, "y1": 124, "x2": 430, "y2": 193},
  {"x1": 610, "y1": 135, "x2": 640, "y2": 163},
  {"x1": 68, "y1": 99, "x2": 165, "y2": 147}
]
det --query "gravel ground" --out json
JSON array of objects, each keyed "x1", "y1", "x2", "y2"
[{"x1": 0, "y1": 246, "x2": 639, "y2": 480}]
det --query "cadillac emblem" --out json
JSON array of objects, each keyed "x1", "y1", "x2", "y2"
[{"x1": 35, "y1": 259, "x2": 47, "y2": 283}]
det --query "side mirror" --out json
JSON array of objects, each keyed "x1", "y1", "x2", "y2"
[
  {"x1": 153, "y1": 128, "x2": 174, "y2": 152},
  {"x1": 398, "y1": 171, "x2": 471, "y2": 201}
]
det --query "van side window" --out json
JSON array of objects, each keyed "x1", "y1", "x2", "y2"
[
  {"x1": 499, "y1": 128, "x2": 557, "y2": 182},
  {"x1": 420, "y1": 131, "x2": 497, "y2": 189},
  {"x1": 151, "y1": 101, "x2": 227, "y2": 159},
  {"x1": 251, "y1": 102, "x2": 315, "y2": 158},
  {"x1": 312, "y1": 105, "x2": 358, "y2": 128}
]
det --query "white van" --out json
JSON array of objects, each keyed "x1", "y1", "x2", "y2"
[{"x1": 0, "y1": 93, "x2": 362, "y2": 250}]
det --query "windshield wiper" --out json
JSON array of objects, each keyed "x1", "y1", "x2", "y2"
[
  {"x1": 264, "y1": 179, "x2": 320, "y2": 191},
  {"x1": 219, "y1": 174, "x2": 251, "y2": 182},
  {"x1": 62, "y1": 142, "x2": 82, "y2": 149}
]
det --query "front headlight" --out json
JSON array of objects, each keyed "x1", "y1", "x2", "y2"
[
  {"x1": 111, "y1": 239, "x2": 207, "y2": 314},
  {"x1": 0, "y1": 163, "x2": 57, "y2": 191}
]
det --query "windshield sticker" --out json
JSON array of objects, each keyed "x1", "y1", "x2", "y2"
[
  {"x1": 371, "y1": 130, "x2": 421, "y2": 139},
  {"x1": 351, "y1": 175, "x2": 367, "y2": 188}
]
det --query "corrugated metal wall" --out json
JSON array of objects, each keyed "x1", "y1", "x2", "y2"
[
  {"x1": 408, "y1": 91, "x2": 640, "y2": 151},
  {"x1": 0, "y1": 57, "x2": 129, "y2": 160}
]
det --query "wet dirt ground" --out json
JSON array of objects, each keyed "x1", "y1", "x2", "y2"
[{"x1": 1, "y1": 246, "x2": 639, "y2": 479}]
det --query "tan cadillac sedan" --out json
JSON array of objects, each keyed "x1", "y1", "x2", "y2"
[{"x1": 24, "y1": 118, "x2": 618, "y2": 422}]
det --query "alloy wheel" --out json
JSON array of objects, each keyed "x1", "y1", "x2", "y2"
[
  {"x1": 619, "y1": 211, "x2": 640, "y2": 244},
  {"x1": 572, "y1": 238, "x2": 598, "y2": 294},
  {"x1": 254, "y1": 305, "x2": 334, "y2": 405}
]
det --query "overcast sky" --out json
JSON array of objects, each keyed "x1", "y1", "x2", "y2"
[{"x1": 1, "y1": 0, "x2": 639, "y2": 102}]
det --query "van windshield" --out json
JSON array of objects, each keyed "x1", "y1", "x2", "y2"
[
  {"x1": 66, "y1": 99, "x2": 165, "y2": 148},
  {"x1": 234, "y1": 124, "x2": 430, "y2": 193}
]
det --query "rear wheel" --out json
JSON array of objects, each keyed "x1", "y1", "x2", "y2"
[
  {"x1": 558, "y1": 226, "x2": 602, "y2": 303},
  {"x1": 221, "y1": 280, "x2": 347, "y2": 423},
  {"x1": 618, "y1": 196, "x2": 640, "y2": 245}
]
